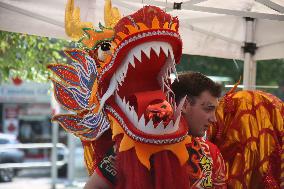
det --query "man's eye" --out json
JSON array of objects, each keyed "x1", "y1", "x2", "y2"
[{"x1": 205, "y1": 107, "x2": 215, "y2": 112}]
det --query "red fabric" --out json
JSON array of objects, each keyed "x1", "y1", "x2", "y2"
[
  {"x1": 206, "y1": 141, "x2": 228, "y2": 189},
  {"x1": 115, "y1": 148, "x2": 189, "y2": 189},
  {"x1": 153, "y1": 151, "x2": 189, "y2": 189},
  {"x1": 128, "y1": 90, "x2": 166, "y2": 117},
  {"x1": 95, "y1": 167, "x2": 115, "y2": 188},
  {"x1": 82, "y1": 129, "x2": 114, "y2": 173}
]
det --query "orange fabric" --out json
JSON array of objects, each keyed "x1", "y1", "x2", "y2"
[{"x1": 110, "y1": 113, "x2": 191, "y2": 169}]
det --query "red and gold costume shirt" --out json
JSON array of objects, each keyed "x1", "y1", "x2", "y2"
[{"x1": 187, "y1": 137, "x2": 227, "y2": 189}]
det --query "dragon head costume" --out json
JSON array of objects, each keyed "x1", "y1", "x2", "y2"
[
  {"x1": 209, "y1": 87, "x2": 284, "y2": 189},
  {"x1": 48, "y1": 0, "x2": 190, "y2": 188}
]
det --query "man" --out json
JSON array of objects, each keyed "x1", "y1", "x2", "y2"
[
  {"x1": 85, "y1": 72, "x2": 227, "y2": 189},
  {"x1": 171, "y1": 71, "x2": 227, "y2": 188}
]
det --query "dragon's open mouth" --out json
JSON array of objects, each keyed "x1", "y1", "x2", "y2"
[{"x1": 101, "y1": 41, "x2": 185, "y2": 137}]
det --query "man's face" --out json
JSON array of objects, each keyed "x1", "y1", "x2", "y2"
[{"x1": 182, "y1": 90, "x2": 218, "y2": 137}]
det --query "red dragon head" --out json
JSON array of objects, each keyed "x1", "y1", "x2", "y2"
[{"x1": 48, "y1": 0, "x2": 190, "y2": 171}]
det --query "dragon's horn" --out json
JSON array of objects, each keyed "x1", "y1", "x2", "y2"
[
  {"x1": 65, "y1": 0, "x2": 93, "y2": 40},
  {"x1": 104, "y1": 0, "x2": 121, "y2": 28},
  {"x1": 227, "y1": 76, "x2": 242, "y2": 95}
]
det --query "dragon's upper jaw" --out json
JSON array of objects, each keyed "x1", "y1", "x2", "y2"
[{"x1": 100, "y1": 41, "x2": 185, "y2": 137}]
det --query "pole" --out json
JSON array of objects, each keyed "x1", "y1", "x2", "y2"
[
  {"x1": 67, "y1": 133, "x2": 76, "y2": 186},
  {"x1": 50, "y1": 87, "x2": 60, "y2": 189},
  {"x1": 51, "y1": 122, "x2": 58, "y2": 189},
  {"x1": 243, "y1": 17, "x2": 257, "y2": 90}
]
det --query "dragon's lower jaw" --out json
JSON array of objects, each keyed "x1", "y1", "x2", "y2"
[{"x1": 115, "y1": 91, "x2": 184, "y2": 135}]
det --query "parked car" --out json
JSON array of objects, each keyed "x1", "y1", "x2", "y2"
[{"x1": 0, "y1": 133, "x2": 24, "y2": 182}]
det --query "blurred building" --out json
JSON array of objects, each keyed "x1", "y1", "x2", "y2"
[{"x1": 0, "y1": 80, "x2": 54, "y2": 157}]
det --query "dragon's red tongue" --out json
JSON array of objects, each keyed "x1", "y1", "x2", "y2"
[{"x1": 128, "y1": 90, "x2": 173, "y2": 125}]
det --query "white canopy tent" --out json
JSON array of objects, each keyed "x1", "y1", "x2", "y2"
[
  {"x1": 1, "y1": 1, "x2": 283, "y2": 187},
  {"x1": 1, "y1": 0, "x2": 284, "y2": 89}
]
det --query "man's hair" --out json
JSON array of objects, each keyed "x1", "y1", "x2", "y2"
[{"x1": 172, "y1": 71, "x2": 222, "y2": 104}]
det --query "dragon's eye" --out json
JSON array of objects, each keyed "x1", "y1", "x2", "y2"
[
  {"x1": 100, "y1": 42, "x2": 111, "y2": 51},
  {"x1": 97, "y1": 41, "x2": 113, "y2": 62}
]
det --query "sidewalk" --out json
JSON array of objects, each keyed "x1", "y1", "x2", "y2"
[
  {"x1": 0, "y1": 168, "x2": 87, "y2": 189},
  {"x1": 0, "y1": 177, "x2": 86, "y2": 189}
]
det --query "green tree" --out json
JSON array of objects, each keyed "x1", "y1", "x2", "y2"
[
  {"x1": 177, "y1": 54, "x2": 243, "y2": 83},
  {"x1": 177, "y1": 54, "x2": 284, "y2": 95},
  {"x1": 256, "y1": 59, "x2": 284, "y2": 85},
  {"x1": 0, "y1": 31, "x2": 72, "y2": 83},
  {"x1": 178, "y1": 54, "x2": 284, "y2": 85}
]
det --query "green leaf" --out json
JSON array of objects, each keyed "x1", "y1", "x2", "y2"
[{"x1": 0, "y1": 31, "x2": 70, "y2": 83}]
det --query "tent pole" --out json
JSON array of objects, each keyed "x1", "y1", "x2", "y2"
[
  {"x1": 243, "y1": 17, "x2": 257, "y2": 90},
  {"x1": 67, "y1": 133, "x2": 76, "y2": 186},
  {"x1": 50, "y1": 88, "x2": 60, "y2": 189}
]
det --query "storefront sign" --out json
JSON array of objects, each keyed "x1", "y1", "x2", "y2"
[{"x1": 0, "y1": 82, "x2": 51, "y2": 103}]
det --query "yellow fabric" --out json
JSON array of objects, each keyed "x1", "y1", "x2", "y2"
[
  {"x1": 125, "y1": 25, "x2": 140, "y2": 34},
  {"x1": 163, "y1": 22, "x2": 169, "y2": 29},
  {"x1": 65, "y1": 0, "x2": 93, "y2": 40},
  {"x1": 83, "y1": 142, "x2": 96, "y2": 175},
  {"x1": 137, "y1": 23, "x2": 149, "y2": 31},
  {"x1": 115, "y1": 16, "x2": 178, "y2": 45},
  {"x1": 104, "y1": 0, "x2": 121, "y2": 28},
  {"x1": 89, "y1": 79, "x2": 100, "y2": 112},
  {"x1": 80, "y1": 28, "x2": 114, "y2": 49},
  {"x1": 213, "y1": 90, "x2": 284, "y2": 188},
  {"x1": 170, "y1": 23, "x2": 178, "y2": 31},
  {"x1": 152, "y1": 16, "x2": 160, "y2": 29},
  {"x1": 65, "y1": 0, "x2": 120, "y2": 40}
]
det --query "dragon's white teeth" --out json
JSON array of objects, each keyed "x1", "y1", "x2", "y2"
[
  {"x1": 126, "y1": 101, "x2": 130, "y2": 108},
  {"x1": 152, "y1": 45, "x2": 161, "y2": 57},
  {"x1": 115, "y1": 70, "x2": 124, "y2": 87},
  {"x1": 164, "y1": 120, "x2": 175, "y2": 133},
  {"x1": 99, "y1": 75, "x2": 118, "y2": 112},
  {"x1": 129, "y1": 58, "x2": 135, "y2": 68},
  {"x1": 131, "y1": 107, "x2": 138, "y2": 126},
  {"x1": 142, "y1": 47, "x2": 151, "y2": 59},
  {"x1": 169, "y1": 49, "x2": 174, "y2": 60},
  {"x1": 171, "y1": 59, "x2": 177, "y2": 75},
  {"x1": 161, "y1": 45, "x2": 169, "y2": 57},
  {"x1": 123, "y1": 64, "x2": 128, "y2": 76},
  {"x1": 175, "y1": 96, "x2": 186, "y2": 119},
  {"x1": 118, "y1": 79, "x2": 123, "y2": 86},
  {"x1": 145, "y1": 119, "x2": 154, "y2": 128},
  {"x1": 166, "y1": 120, "x2": 174, "y2": 129},
  {"x1": 125, "y1": 109, "x2": 132, "y2": 122},
  {"x1": 138, "y1": 114, "x2": 146, "y2": 128},
  {"x1": 156, "y1": 121, "x2": 164, "y2": 132},
  {"x1": 128, "y1": 55, "x2": 135, "y2": 67},
  {"x1": 133, "y1": 49, "x2": 142, "y2": 62},
  {"x1": 174, "y1": 115, "x2": 181, "y2": 130},
  {"x1": 115, "y1": 92, "x2": 182, "y2": 135}
]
